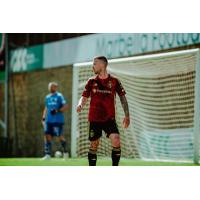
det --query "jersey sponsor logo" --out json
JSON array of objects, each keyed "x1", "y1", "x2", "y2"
[
  {"x1": 47, "y1": 97, "x2": 58, "y2": 106},
  {"x1": 48, "y1": 102, "x2": 57, "y2": 106},
  {"x1": 96, "y1": 89, "x2": 111, "y2": 94},
  {"x1": 51, "y1": 98, "x2": 58, "y2": 102},
  {"x1": 92, "y1": 88, "x2": 112, "y2": 94}
]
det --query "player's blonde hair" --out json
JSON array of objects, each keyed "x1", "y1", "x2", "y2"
[{"x1": 48, "y1": 82, "x2": 58, "y2": 91}]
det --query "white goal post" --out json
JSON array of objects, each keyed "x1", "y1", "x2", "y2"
[{"x1": 71, "y1": 49, "x2": 200, "y2": 164}]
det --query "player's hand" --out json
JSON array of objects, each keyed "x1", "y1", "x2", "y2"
[
  {"x1": 123, "y1": 116, "x2": 130, "y2": 128},
  {"x1": 76, "y1": 105, "x2": 82, "y2": 113},
  {"x1": 50, "y1": 109, "x2": 57, "y2": 115}
]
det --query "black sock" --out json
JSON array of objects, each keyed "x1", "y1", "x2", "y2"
[
  {"x1": 88, "y1": 149, "x2": 97, "y2": 166},
  {"x1": 61, "y1": 140, "x2": 67, "y2": 153},
  {"x1": 112, "y1": 147, "x2": 121, "y2": 166}
]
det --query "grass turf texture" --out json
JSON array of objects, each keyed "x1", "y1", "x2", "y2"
[{"x1": 0, "y1": 158, "x2": 199, "y2": 166}]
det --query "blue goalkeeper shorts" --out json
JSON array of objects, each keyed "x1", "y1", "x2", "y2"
[{"x1": 44, "y1": 123, "x2": 64, "y2": 137}]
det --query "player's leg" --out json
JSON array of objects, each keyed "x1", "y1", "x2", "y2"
[
  {"x1": 58, "y1": 135, "x2": 69, "y2": 159},
  {"x1": 88, "y1": 139, "x2": 100, "y2": 166},
  {"x1": 42, "y1": 123, "x2": 53, "y2": 159},
  {"x1": 109, "y1": 133, "x2": 121, "y2": 166},
  {"x1": 43, "y1": 134, "x2": 53, "y2": 159},
  {"x1": 55, "y1": 123, "x2": 68, "y2": 159},
  {"x1": 88, "y1": 122, "x2": 102, "y2": 166},
  {"x1": 58, "y1": 135, "x2": 67, "y2": 152},
  {"x1": 104, "y1": 120, "x2": 121, "y2": 166}
]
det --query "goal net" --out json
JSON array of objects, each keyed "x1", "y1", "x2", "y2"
[{"x1": 71, "y1": 49, "x2": 200, "y2": 163}]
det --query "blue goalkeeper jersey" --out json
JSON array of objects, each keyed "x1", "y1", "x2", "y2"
[{"x1": 45, "y1": 92, "x2": 67, "y2": 124}]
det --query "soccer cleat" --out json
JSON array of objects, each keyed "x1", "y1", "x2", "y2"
[
  {"x1": 41, "y1": 154, "x2": 51, "y2": 160},
  {"x1": 63, "y1": 152, "x2": 69, "y2": 160}
]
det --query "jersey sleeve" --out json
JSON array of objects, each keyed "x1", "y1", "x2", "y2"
[
  {"x1": 116, "y1": 78, "x2": 126, "y2": 96},
  {"x1": 60, "y1": 94, "x2": 67, "y2": 106},
  {"x1": 82, "y1": 79, "x2": 92, "y2": 98}
]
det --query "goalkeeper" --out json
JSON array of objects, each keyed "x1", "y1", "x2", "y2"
[
  {"x1": 76, "y1": 56, "x2": 130, "y2": 166},
  {"x1": 42, "y1": 82, "x2": 69, "y2": 160}
]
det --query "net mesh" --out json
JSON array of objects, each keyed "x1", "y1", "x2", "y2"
[{"x1": 73, "y1": 50, "x2": 199, "y2": 162}]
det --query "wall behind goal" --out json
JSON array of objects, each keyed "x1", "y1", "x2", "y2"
[{"x1": 4, "y1": 66, "x2": 72, "y2": 157}]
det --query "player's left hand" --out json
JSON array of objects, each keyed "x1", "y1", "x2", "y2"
[
  {"x1": 76, "y1": 105, "x2": 82, "y2": 113},
  {"x1": 123, "y1": 116, "x2": 130, "y2": 128},
  {"x1": 50, "y1": 109, "x2": 58, "y2": 115}
]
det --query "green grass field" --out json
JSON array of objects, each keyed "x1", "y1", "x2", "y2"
[{"x1": 0, "y1": 157, "x2": 199, "y2": 166}]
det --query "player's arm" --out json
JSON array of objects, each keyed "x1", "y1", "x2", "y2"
[
  {"x1": 42, "y1": 106, "x2": 47, "y2": 127},
  {"x1": 56, "y1": 95, "x2": 69, "y2": 113},
  {"x1": 119, "y1": 95, "x2": 130, "y2": 128},
  {"x1": 77, "y1": 79, "x2": 91, "y2": 113},
  {"x1": 42, "y1": 106, "x2": 47, "y2": 121},
  {"x1": 59, "y1": 103, "x2": 69, "y2": 112},
  {"x1": 50, "y1": 95, "x2": 69, "y2": 115},
  {"x1": 51, "y1": 104, "x2": 69, "y2": 114},
  {"x1": 116, "y1": 78, "x2": 130, "y2": 128},
  {"x1": 76, "y1": 96, "x2": 88, "y2": 112}
]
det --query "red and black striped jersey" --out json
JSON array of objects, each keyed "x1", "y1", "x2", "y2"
[{"x1": 82, "y1": 74, "x2": 126, "y2": 122}]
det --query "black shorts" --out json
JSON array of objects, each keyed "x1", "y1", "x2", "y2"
[{"x1": 88, "y1": 119, "x2": 119, "y2": 141}]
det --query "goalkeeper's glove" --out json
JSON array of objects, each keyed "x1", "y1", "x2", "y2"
[{"x1": 50, "y1": 109, "x2": 58, "y2": 115}]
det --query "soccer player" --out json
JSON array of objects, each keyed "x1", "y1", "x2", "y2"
[
  {"x1": 76, "y1": 56, "x2": 130, "y2": 166},
  {"x1": 42, "y1": 82, "x2": 69, "y2": 160}
]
